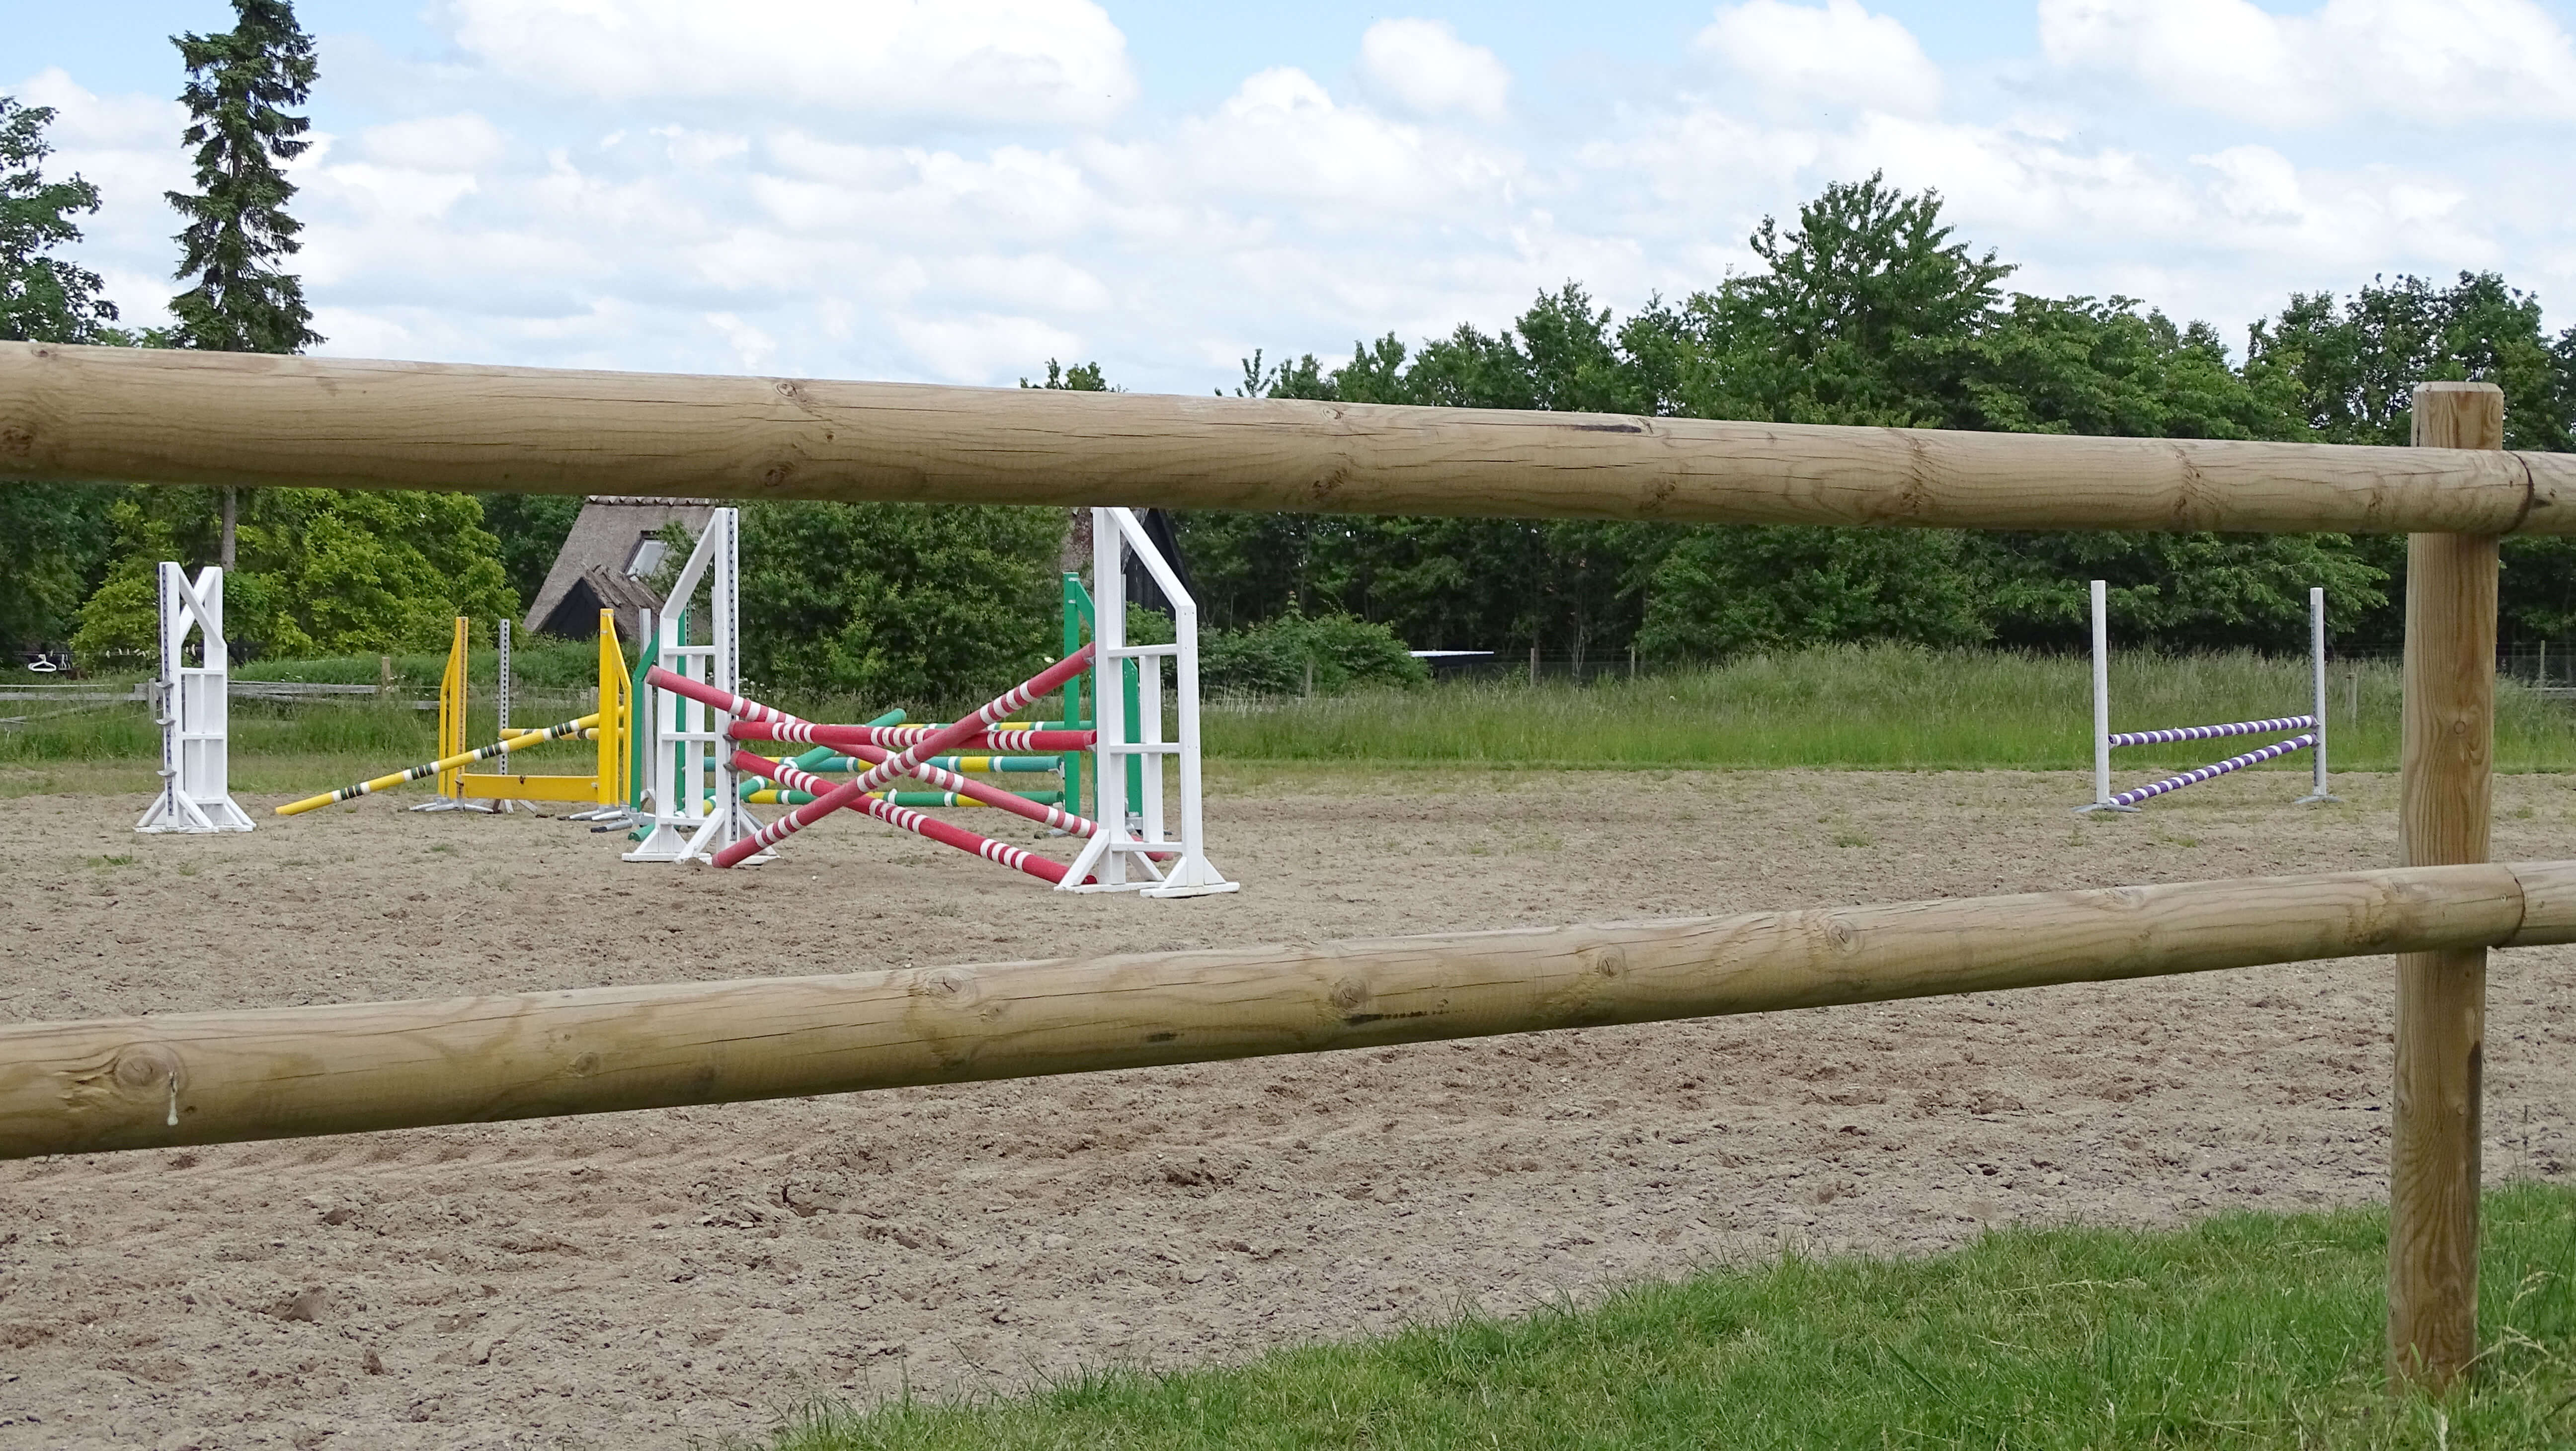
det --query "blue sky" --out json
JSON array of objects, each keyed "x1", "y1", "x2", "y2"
[{"x1": 16, "y1": 1, "x2": 2576, "y2": 394}]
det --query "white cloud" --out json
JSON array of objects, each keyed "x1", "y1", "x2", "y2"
[
  {"x1": 704, "y1": 311, "x2": 777, "y2": 370},
  {"x1": 1586, "y1": 97, "x2": 2502, "y2": 328},
  {"x1": 891, "y1": 311, "x2": 1082, "y2": 383},
  {"x1": 434, "y1": 0, "x2": 1138, "y2": 125},
  {"x1": 358, "y1": 114, "x2": 508, "y2": 171},
  {"x1": 2039, "y1": 0, "x2": 2576, "y2": 125},
  {"x1": 1357, "y1": 19, "x2": 1511, "y2": 123},
  {"x1": 24, "y1": 3, "x2": 2576, "y2": 393},
  {"x1": 651, "y1": 127, "x2": 751, "y2": 170},
  {"x1": 753, "y1": 137, "x2": 1104, "y2": 242},
  {"x1": 1171, "y1": 68, "x2": 1519, "y2": 213},
  {"x1": 1696, "y1": 0, "x2": 1942, "y2": 118},
  {"x1": 305, "y1": 162, "x2": 483, "y2": 225}
]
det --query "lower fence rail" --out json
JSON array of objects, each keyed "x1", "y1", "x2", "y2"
[{"x1": 6, "y1": 859, "x2": 2576, "y2": 1161}]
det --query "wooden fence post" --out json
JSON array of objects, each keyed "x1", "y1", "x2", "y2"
[{"x1": 2391, "y1": 381, "x2": 2504, "y2": 1387}]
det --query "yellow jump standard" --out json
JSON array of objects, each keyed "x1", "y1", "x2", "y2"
[{"x1": 449, "y1": 608, "x2": 631, "y2": 809}]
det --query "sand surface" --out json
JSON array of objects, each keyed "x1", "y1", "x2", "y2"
[{"x1": 4, "y1": 767, "x2": 2576, "y2": 1449}]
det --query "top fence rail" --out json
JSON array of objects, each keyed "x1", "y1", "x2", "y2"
[{"x1": 7, "y1": 341, "x2": 2575, "y2": 537}]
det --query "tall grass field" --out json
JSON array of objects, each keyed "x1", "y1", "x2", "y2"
[
  {"x1": 1205, "y1": 645, "x2": 2576, "y2": 773},
  {"x1": 10, "y1": 644, "x2": 2576, "y2": 783}
]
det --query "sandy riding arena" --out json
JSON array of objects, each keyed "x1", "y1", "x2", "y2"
[{"x1": 5, "y1": 767, "x2": 2576, "y2": 1449}]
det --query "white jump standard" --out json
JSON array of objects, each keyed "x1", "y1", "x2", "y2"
[
  {"x1": 1066, "y1": 506, "x2": 1234, "y2": 896},
  {"x1": 2079, "y1": 579, "x2": 2339, "y2": 813},
  {"x1": 136, "y1": 562, "x2": 253, "y2": 834},
  {"x1": 627, "y1": 506, "x2": 767, "y2": 864}
]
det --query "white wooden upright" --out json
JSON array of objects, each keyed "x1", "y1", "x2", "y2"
[
  {"x1": 627, "y1": 508, "x2": 767, "y2": 863},
  {"x1": 1061, "y1": 506, "x2": 1236, "y2": 896},
  {"x1": 136, "y1": 562, "x2": 253, "y2": 834}
]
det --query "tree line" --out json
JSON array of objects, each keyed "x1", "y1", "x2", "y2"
[
  {"x1": 4, "y1": 6, "x2": 2573, "y2": 682},
  {"x1": 1160, "y1": 177, "x2": 2576, "y2": 664}
]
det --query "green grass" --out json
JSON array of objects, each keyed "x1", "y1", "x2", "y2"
[
  {"x1": 774, "y1": 1183, "x2": 2576, "y2": 1450},
  {"x1": 13, "y1": 642, "x2": 2576, "y2": 781},
  {"x1": 2, "y1": 640, "x2": 607, "y2": 786},
  {"x1": 1205, "y1": 644, "x2": 2576, "y2": 772}
]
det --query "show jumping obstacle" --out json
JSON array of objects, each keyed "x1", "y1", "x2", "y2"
[
  {"x1": 714, "y1": 646, "x2": 1098, "y2": 868},
  {"x1": 3, "y1": 341, "x2": 2558, "y2": 1388},
  {"x1": 639, "y1": 504, "x2": 1232, "y2": 895},
  {"x1": 2081, "y1": 579, "x2": 2339, "y2": 813},
  {"x1": 409, "y1": 608, "x2": 632, "y2": 814},
  {"x1": 135, "y1": 562, "x2": 254, "y2": 834}
]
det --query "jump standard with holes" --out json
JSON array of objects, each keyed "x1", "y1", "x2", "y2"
[{"x1": 7, "y1": 342, "x2": 2576, "y2": 1390}]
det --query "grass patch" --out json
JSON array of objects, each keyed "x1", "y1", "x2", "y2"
[
  {"x1": 1206, "y1": 644, "x2": 2576, "y2": 772},
  {"x1": 13, "y1": 642, "x2": 2576, "y2": 781},
  {"x1": 775, "y1": 1183, "x2": 2576, "y2": 1450}
]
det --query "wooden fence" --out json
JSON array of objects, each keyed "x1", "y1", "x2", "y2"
[{"x1": 0, "y1": 342, "x2": 2546, "y2": 1386}]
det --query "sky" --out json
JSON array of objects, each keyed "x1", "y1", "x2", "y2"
[{"x1": 13, "y1": 0, "x2": 2576, "y2": 395}]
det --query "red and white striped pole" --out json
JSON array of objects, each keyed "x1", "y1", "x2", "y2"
[
  {"x1": 709, "y1": 647, "x2": 1096, "y2": 868},
  {"x1": 732, "y1": 720, "x2": 1093, "y2": 753},
  {"x1": 739, "y1": 753, "x2": 1087, "y2": 887},
  {"x1": 647, "y1": 656, "x2": 1143, "y2": 856}
]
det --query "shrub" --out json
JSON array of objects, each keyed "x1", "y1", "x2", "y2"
[{"x1": 1201, "y1": 612, "x2": 1427, "y2": 696}]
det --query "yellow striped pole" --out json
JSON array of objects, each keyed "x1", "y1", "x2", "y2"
[{"x1": 276, "y1": 714, "x2": 601, "y2": 816}]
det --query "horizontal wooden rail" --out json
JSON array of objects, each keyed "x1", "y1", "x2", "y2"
[
  {"x1": 8, "y1": 860, "x2": 2576, "y2": 1161},
  {"x1": 5, "y1": 342, "x2": 2573, "y2": 535}
]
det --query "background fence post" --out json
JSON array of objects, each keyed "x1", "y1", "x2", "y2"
[{"x1": 2390, "y1": 380, "x2": 2504, "y2": 1388}]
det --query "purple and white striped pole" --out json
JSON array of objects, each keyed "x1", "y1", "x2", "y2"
[
  {"x1": 2107, "y1": 716, "x2": 2317, "y2": 748},
  {"x1": 2103, "y1": 733, "x2": 2317, "y2": 810}
]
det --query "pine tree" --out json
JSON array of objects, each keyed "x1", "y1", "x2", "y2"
[{"x1": 165, "y1": 0, "x2": 322, "y2": 356}]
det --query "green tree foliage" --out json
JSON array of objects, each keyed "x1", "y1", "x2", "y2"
[
  {"x1": 2252, "y1": 273, "x2": 2576, "y2": 640},
  {"x1": 477, "y1": 492, "x2": 586, "y2": 606},
  {"x1": 1174, "y1": 175, "x2": 2576, "y2": 661},
  {"x1": 1201, "y1": 613, "x2": 1429, "y2": 696},
  {"x1": 0, "y1": 483, "x2": 119, "y2": 657},
  {"x1": 1, "y1": 97, "x2": 120, "y2": 345},
  {"x1": 736, "y1": 501, "x2": 1063, "y2": 708},
  {"x1": 165, "y1": 0, "x2": 322, "y2": 354},
  {"x1": 1022, "y1": 359, "x2": 1110, "y2": 391},
  {"x1": 1638, "y1": 527, "x2": 1989, "y2": 658},
  {"x1": 73, "y1": 489, "x2": 514, "y2": 664},
  {"x1": 0, "y1": 96, "x2": 127, "y2": 656},
  {"x1": 1661, "y1": 173, "x2": 2013, "y2": 427}
]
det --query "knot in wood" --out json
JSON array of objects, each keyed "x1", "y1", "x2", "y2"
[
  {"x1": 1328, "y1": 977, "x2": 1370, "y2": 1013},
  {"x1": 918, "y1": 967, "x2": 979, "y2": 1004},
  {"x1": 111, "y1": 1043, "x2": 181, "y2": 1095},
  {"x1": 0, "y1": 426, "x2": 31, "y2": 459},
  {"x1": 1823, "y1": 915, "x2": 1858, "y2": 951},
  {"x1": 567, "y1": 1051, "x2": 602, "y2": 1078},
  {"x1": 1582, "y1": 945, "x2": 1627, "y2": 978}
]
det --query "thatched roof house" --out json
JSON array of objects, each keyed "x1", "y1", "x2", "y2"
[{"x1": 522, "y1": 497, "x2": 721, "y2": 641}]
